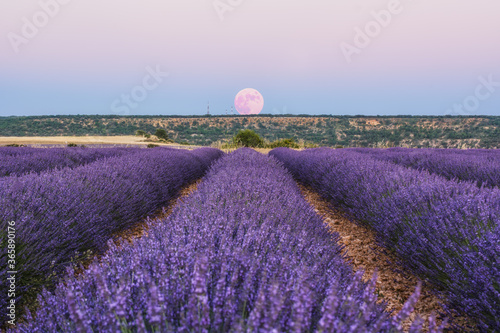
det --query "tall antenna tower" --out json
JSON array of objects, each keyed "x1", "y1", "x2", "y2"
[
  {"x1": 231, "y1": 106, "x2": 235, "y2": 115},
  {"x1": 207, "y1": 101, "x2": 210, "y2": 116}
]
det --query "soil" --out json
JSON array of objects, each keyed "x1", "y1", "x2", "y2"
[
  {"x1": 114, "y1": 176, "x2": 450, "y2": 332},
  {"x1": 31, "y1": 165, "x2": 475, "y2": 332},
  {"x1": 114, "y1": 180, "x2": 201, "y2": 244},
  {"x1": 299, "y1": 185, "x2": 447, "y2": 332}
]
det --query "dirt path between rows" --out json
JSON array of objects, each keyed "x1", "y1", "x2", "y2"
[
  {"x1": 299, "y1": 185, "x2": 446, "y2": 332},
  {"x1": 118, "y1": 179, "x2": 446, "y2": 331},
  {"x1": 72, "y1": 180, "x2": 201, "y2": 275},
  {"x1": 76, "y1": 178, "x2": 473, "y2": 332},
  {"x1": 114, "y1": 180, "x2": 201, "y2": 244},
  {"x1": 119, "y1": 180, "x2": 455, "y2": 331}
]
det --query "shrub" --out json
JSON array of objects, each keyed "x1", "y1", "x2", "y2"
[
  {"x1": 267, "y1": 138, "x2": 299, "y2": 149},
  {"x1": 155, "y1": 129, "x2": 169, "y2": 141},
  {"x1": 136, "y1": 130, "x2": 151, "y2": 138},
  {"x1": 232, "y1": 129, "x2": 265, "y2": 148},
  {"x1": 5, "y1": 144, "x2": 26, "y2": 147},
  {"x1": 304, "y1": 142, "x2": 319, "y2": 148}
]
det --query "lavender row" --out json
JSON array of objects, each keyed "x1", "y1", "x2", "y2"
[
  {"x1": 11, "y1": 149, "x2": 437, "y2": 332},
  {"x1": 352, "y1": 148, "x2": 500, "y2": 189},
  {"x1": 0, "y1": 147, "x2": 137, "y2": 177},
  {"x1": 0, "y1": 147, "x2": 41, "y2": 157},
  {"x1": 0, "y1": 147, "x2": 223, "y2": 326},
  {"x1": 270, "y1": 148, "x2": 500, "y2": 332}
]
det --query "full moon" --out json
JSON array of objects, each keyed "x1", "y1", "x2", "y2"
[{"x1": 234, "y1": 88, "x2": 264, "y2": 115}]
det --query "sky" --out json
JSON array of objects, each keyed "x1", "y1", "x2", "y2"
[{"x1": 1, "y1": 0, "x2": 499, "y2": 116}]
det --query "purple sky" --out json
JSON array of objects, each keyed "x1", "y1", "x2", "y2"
[{"x1": 1, "y1": 0, "x2": 499, "y2": 116}]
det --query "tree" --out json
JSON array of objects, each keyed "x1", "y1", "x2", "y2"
[
  {"x1": 267, "y1": 138, "x2": 299, "y2": 149},
  {"x1": 155, "y1": 129, "x2": 169, "y2": 141},
  {"x1": 233, "y1": 129, "x2": 265, "y2": 147}
]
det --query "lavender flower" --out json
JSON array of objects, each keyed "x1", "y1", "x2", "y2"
[
  {"x1": 0, "y1": 147, "x2": 223, "y2": 326},
  {"x1": 270, "y1": 147, "x2": 500, "y2": 331},
  {"x1": 11, "y1": 149, "x2": 429, "y2": 332}
]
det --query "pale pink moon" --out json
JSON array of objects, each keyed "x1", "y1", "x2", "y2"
[{"x1": 234, "y1": 88, "x2": 264, "y2": 115}]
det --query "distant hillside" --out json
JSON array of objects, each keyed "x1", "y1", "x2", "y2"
[{"x1": 1, "y1": 115, "x2": 499, "y2": 148}]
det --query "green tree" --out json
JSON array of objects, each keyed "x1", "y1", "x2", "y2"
[
  {"x1": 155, "y1": 129, "x2": 169, "y2": 141},
  {"x1": 136, "y1": 130, "x2": 151, "y2": 138},
  {"x1": 233, "y1": 129, "x2": 265, "y2": 147},
  {"x1": 267, "y1": 138, "x2": 299, "y2": 149}
]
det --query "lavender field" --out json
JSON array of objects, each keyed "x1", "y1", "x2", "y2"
[
  {"x1": 271, "y1": 148, "x2": 500, "y2": 332},
  {"x1": 1, "y1": 147, "x2": 498, "y2": 332}
]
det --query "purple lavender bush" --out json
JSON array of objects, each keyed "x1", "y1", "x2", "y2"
[
  {"x1": 0, "y1": 147, "x2": 136, "y2": 177},
  {"x1": 270, "y1": 147, "x2": 500, "y2": 332},
  {"x1": 351, "y1": 148, "x2": 500, "y2": 189},
  {"x1": 11, "y1": 149, "x2": 439, "y2": 332},
  {"x1": 0, "y1": 147, "x2": 57, "y2": 155},
  {"x1": 0, "y1": 148, "x2": 223, "y2": 326},
  {"x1": 0, "y1": 147, "x2": 40, "y2": 157}
]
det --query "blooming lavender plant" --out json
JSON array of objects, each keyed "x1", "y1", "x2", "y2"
[
  {"x1": 0, "y1": 147, "x2": 40, "y2": 157},
  {"x1": 11, "y1": 149, "x2": 439, "y2": 332},
  {"x1": 0, "y1": 147, "x2": 223, "y2": 326},
  {"x1": 0, "y1": 147, "x2": 136, "y2": 177},
  {"x1": 351, "y1": 147, "x2": 500, "y2": 189},
  {"x1": 270, "y1": 147, "x2": 500, "y2": 332}
]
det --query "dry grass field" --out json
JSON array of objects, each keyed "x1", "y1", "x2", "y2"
[
  {"x1": 0, "y1": 136, "x2": 276, "y2": 154},
  {"x1": 0, "y1": 136, "x2": 203, "y2": 149},
  {"x1": 0, "y1": 136, "x2": 153, "y2": 146}
]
